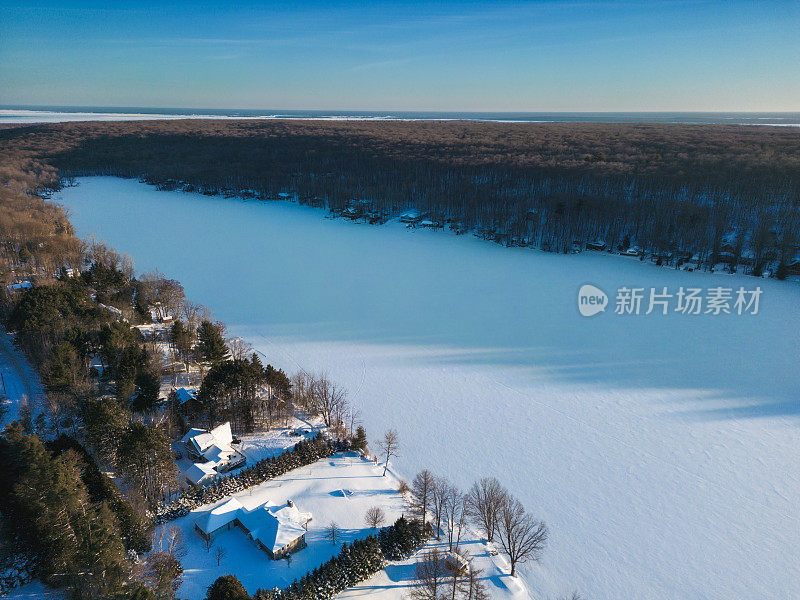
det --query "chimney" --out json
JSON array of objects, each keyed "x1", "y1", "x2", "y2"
[{"x1": 287, "y1": 499, "x2": 294, "y2": 507}]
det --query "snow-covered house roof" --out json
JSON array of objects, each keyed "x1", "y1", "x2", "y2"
[
  {"x1": 185, "y1": 461, "x2": 218, "y2": 486},
  {"x1": 183, "y1": 422, "x2": 234, "y2": 456},
  {"x1": 175, "y1": 387, "x2": 196, "y2": 405},
  {"x1": 180, "y1": 422, "x2": 244, "y2": 485},
  {"x1": 196, "y1": 497, "x2": 244, "y2": 535},
  {"x1": 195, "y1": 499, "x2": 310, "y2": 556},
  {"x1": 238, "y1": 502, "x2": 308, "y2": 555},
  {"x1": 181, "y1": 428, "x2": 206, "y2": 445}
]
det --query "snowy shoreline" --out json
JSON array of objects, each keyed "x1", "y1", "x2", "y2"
[{"x1": 3, "y1": 108, "x2": 800, "y2": 126}]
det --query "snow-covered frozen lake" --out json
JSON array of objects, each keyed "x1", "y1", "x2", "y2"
[{"x1": 58, "y1": 177, "x2": 799, "y2": 600}]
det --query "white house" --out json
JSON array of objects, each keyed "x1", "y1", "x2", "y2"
[
  {"x1": 180, "y1": 422, "x2": 245, "y2": 486},
  {"x1": 195, "y1": 498, "x2": 311, "y2": 559}
]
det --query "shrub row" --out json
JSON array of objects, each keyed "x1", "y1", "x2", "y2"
[
  {"x1": 154, "y1": 434, "x2": 344, "y2": 522},
  {"x1": 250, "y1": 517, "x2": 425, "y2": 600}
]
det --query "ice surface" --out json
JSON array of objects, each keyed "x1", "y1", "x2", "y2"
[{"x1": 57, "y1": 177, "x2": 800, "y2": 600}]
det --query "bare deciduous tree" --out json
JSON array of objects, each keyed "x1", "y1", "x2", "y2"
[
  {"x1": 181, "y1": 301, "x2": 210, "y2": 333},
  {"x1": 378, "y1": 429, "x2": 399, "y2": 477},
  {"x1": 146, "y1": 524, "x2": 186, "y2": 600},
  {"x1": 411, "y1": 469, "x2": 435, "y2": 525},
  {"x1": 365, "y1": 506, "x2": 386, "y2": 529},
  {"x1": 152, "y1": 524, "x2": 187, "y2": 561},
  {"x1": 291, "y1": 371, "x2": 313, "y2": 412},
  {"x1": 139, "y1": 269, "x2": 185, "y2": 320},
  {"x1": 466, "y1": 477, "x2": 507, "y2": 543},
  {"x1": 430, "y1": 475, "x2": 449, "y2": 540},
  {"x1": 495, "y1": 496, "x2": 548, "y2": 577},
  {"x1": 442, "y1": 484, "x2": 468, "y2": 553},
  {"x1": 461, "y1": 560, "x2": 490, "y2": 600},
  {"x1": 214, "y1": 545, "x2": 226, "y2": 566},
  {"x1": 227, "y1": 336, "x2": 253, "y2": 361},
  {"x1": 310, "y1": 374, "x2": 348, "y2": 431},
  {"x1": 346, "y1": 405, "x2": 362, "y2": 436},
  {"x1": 409, "y1": 549, "x2": 448, "y2": 600},
  {"x1": 325, "y1": 520, "x2": 340, "y2": 545}
]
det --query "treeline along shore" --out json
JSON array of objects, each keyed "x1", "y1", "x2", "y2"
[{"x1": 2, "y1": 118, "x2": 800, "y2": 276}]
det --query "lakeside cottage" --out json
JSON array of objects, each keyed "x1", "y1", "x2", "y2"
[
  {"x1": 399, "y1": 210, "x2": 425, "y2": 224},
  {"x1": 195, "y1": 497, "x2": 310, "y2": 559},
  {"x1": 181, "y1": 422, "x2": 246, "y2": 486}
]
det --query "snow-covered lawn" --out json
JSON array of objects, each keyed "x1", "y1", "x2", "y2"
[
  {"x1": 59, "y1": 177, "x2": 800, "y2": 600},
  {"x1": 172, "y1": 452, "x2": 407, "y2": 599}
]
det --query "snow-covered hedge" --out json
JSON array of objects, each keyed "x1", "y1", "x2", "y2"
[
  {"x1": 153, "y1": 433, "x2": 344, "y2": 523},
  {"x1": 250, "y1": 517, "x2": 425, "y2": 600}
]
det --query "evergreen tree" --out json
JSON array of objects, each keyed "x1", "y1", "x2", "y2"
[
  {"x1": 353, "y1": 426, "x2": 368, "y2": 452},
  {"x1": 0, "y1": 426, "x2": 132, "y2": 596},
  {"x1": 206, "y1": 574, "x2": 251, "y2": 600},
  {"x1": 197, "y1": 320, "x2": 229, "y2": 364},
  {"x1": 128, "y1": 584, "x2": 158, "y2": 600},
  {"x1": 169, "y1": 319, "x2": 193, "y2": 362},
  {"x1": 73, "y1": 502, "x2": 130, "y2": 600},
  {"x1": 42, "y1": 341, "x2": 83, "y2": 391},
  {"x1": 116, "y1": 422, "x2": 176, "y2": 508},
  {"x1": 132, "y1": 369, "x2": 161, "y2": 412},
  {"x1": 81, "y1": 396, "x2": 131, "y2": 465}
]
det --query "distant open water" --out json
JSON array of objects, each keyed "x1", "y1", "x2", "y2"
[{"x1": 1, "y1": 105, "x2": 799, "y2": 125}]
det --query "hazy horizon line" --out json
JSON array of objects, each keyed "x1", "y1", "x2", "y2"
[{"x1": 3, "y1": 104, "x2": 799, "y2": 115}]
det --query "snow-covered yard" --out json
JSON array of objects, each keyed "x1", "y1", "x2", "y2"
[
  {"x1": 236, "y1": 417, "x2": 324, "y2": 463},
  {"x1": 60, "y1": 177, "x2": 800, "y2": 600},
  {"x1": 172, "y1": 452, "x2": 407, "y2": 599},
  {"x1": 335, "y1": 535, "x2": 529, "y2": 600}
]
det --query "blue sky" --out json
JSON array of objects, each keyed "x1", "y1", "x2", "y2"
[{"x1": 1, "y1": 1, "x2": 798, "y2": 111}]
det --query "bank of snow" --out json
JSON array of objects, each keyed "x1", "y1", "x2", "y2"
[{"x1": 59, "y1": 177, "x2": 800, "y2": 600}]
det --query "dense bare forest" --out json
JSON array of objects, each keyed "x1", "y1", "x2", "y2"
[{"x1": 2, "y1": 119, "x2": 800, "y2": 276}]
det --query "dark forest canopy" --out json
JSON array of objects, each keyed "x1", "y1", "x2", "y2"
[
  {"x1": 3, "y1": 118, "x2": 800, "y2": 183},
  {"x1": 2, "y1": 119, "x2": 800, "y2": 275}
]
